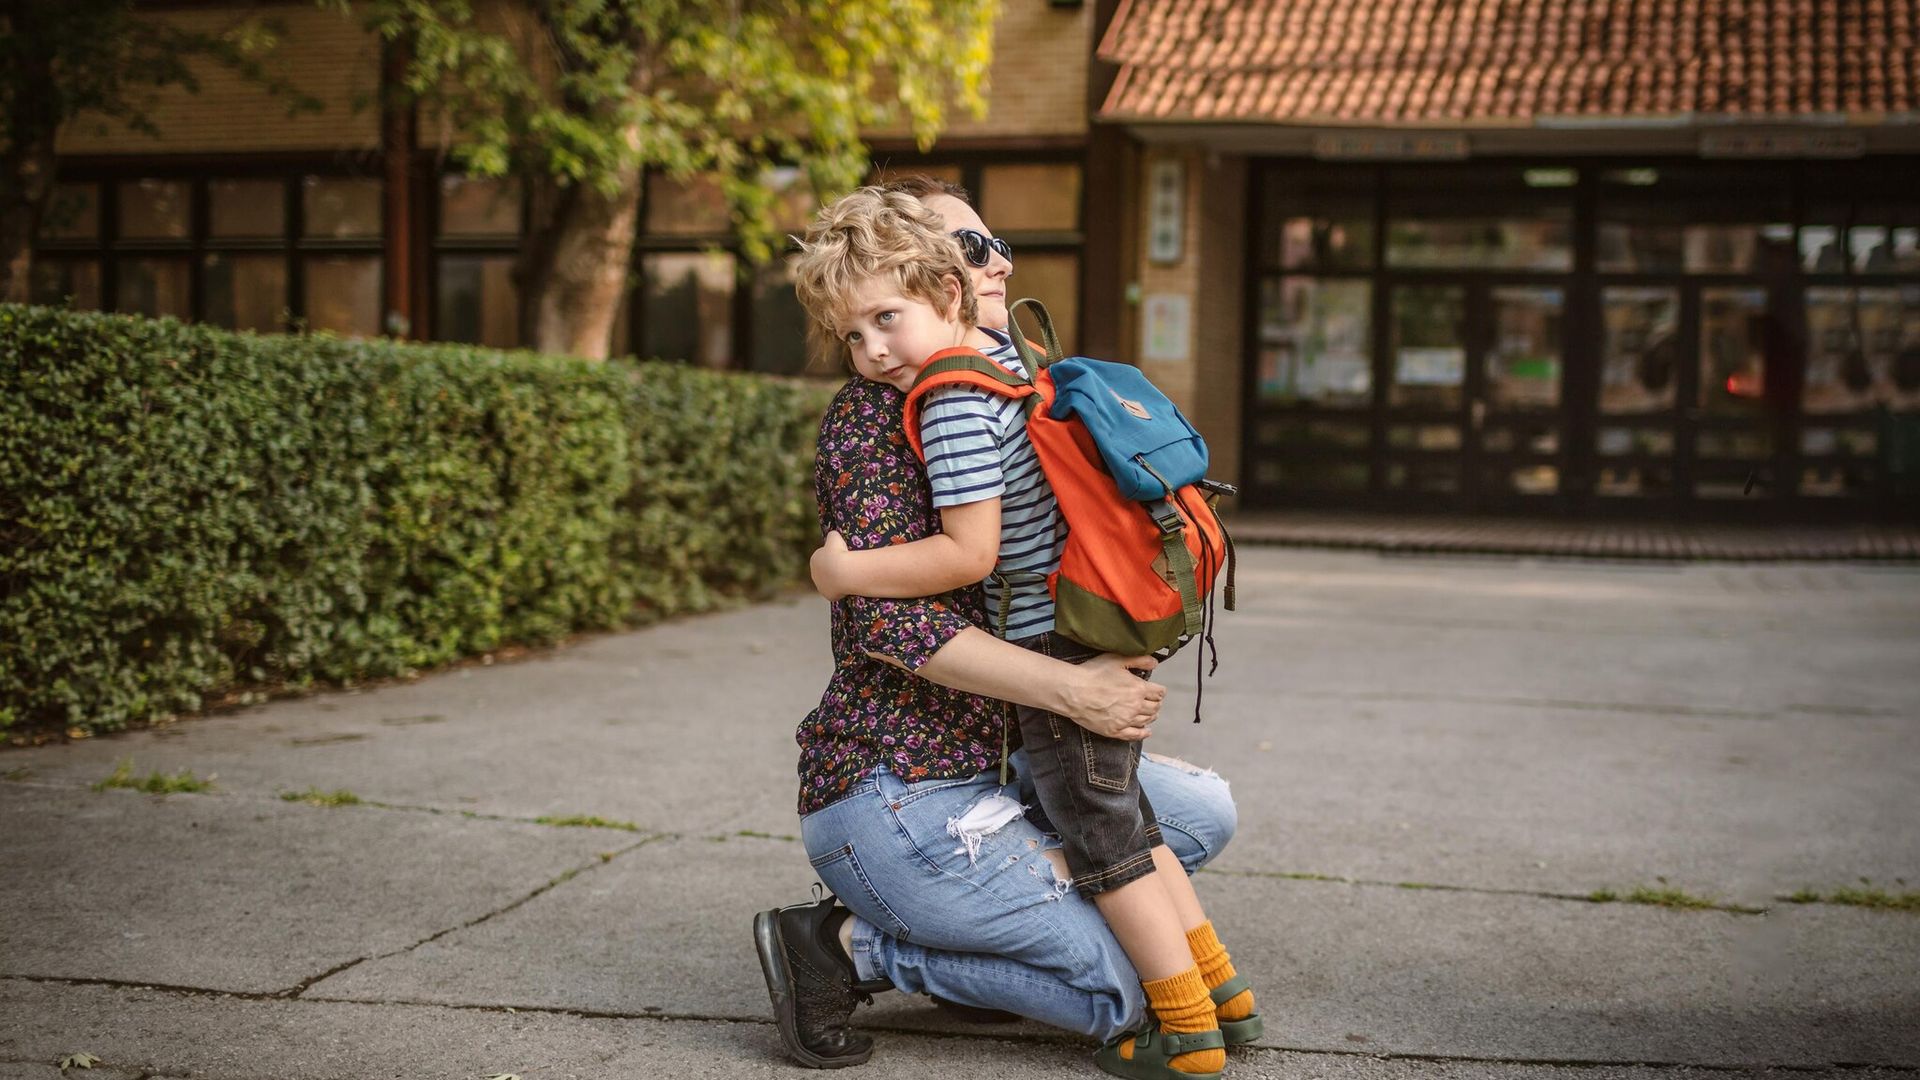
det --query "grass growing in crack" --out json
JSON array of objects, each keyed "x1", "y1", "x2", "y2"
[
  {"x1": 1784, "y1": 888, "x2": 1823, "y2": 904},
  {"x1": 1626, "y1": 886, "x2": 1720, "y2": 909},
  {"x1": 1587, "y1": 884, "x2": 1762, "y2": 914},
  {"x1": 1198, "y1": 868, "x2": 1351, "y2": 884},
  {"x1": 280, "y1": 787, "x2": 362, "y2": 807},
  {"x1": 1801, "y1": 887, "x2": 1920, "y2": 912},
  {"x1": 1396, "y1": 881, "x2": 1443, "y2": 891},
  {"x1": 92, "y1": 758, "x2": 213, "y2": 795},
  {"x1": 735, "y1": 829, "x2": 798, "y2": 842},
  {"x1": 535, "y1": 814, "x2": 640, "y2": 832},
  {"x1": 1629, "y1": 886, "x2": 1763, "y2": 914}
]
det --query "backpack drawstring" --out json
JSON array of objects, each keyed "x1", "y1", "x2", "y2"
[
  {"x1": 1171, "y1": 486, "x2": 1235, "y2": 725},
  {"x1": 1185, "y1": 491, "x2": 1216, "y2": 724}
]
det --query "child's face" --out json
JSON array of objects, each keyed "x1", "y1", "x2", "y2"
[{"x1": 837, "y1": 275, "x2": 968, "y2": 393}]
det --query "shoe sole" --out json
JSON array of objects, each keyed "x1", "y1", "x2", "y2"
[
  {"x1": 753, "y1": 910, "x2": 874, "y2": 1069},
  {"x1": 1094, "y1": 1031, "x2": 1223, "y2": 1080},
  {"x1": 1220, "y1": 1013, "x2": 1263, "y2": 1045}
]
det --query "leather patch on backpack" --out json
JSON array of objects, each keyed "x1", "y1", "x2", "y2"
[{"x1": 1111, "y1": 389, "x2": 1152, "y2": 421}]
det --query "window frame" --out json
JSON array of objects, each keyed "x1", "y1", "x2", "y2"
[
  {"x1": 1243, "y1": 157, "x2": 1920, "y2": 518},
  {"x1": 34, "y1": 158, "x2": 387, "y2": 336},
  {"x1": 428, "y1": 172, "x2": 527, "y2": 348}
]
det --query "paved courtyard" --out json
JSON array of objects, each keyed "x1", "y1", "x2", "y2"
[{"x1": 2, "y1": 548, "x2": 1917, "y2": 1079}]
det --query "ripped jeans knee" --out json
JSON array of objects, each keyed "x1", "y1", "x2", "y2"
[
  {"x1": 948, "y1": 790, "x2": 1073, "y2": 901},
  {"x1": 1143, "y1": 751, "x2": 1224, "y2": 780},
  {"x1": 1138, "y1": 752, "x2": 1238, "y2": 872},
  {"x1": 945, "y1": 790, "x2": 1025, "y2": 865}
]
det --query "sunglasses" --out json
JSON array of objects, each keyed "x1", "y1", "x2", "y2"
[{"x1": 950, "y1": 228, "x2": 1013, "y2": 267}]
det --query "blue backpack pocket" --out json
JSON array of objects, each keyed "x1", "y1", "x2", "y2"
[{"x1": 1048, "y1": 357, "x2": 1209, "y2": 501}]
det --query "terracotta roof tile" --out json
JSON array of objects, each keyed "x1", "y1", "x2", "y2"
[{"x1": 1098, "y1": 0, "x2": 1920, "y2": 124}]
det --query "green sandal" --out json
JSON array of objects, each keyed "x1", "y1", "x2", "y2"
[
  {"x1": 1211, "y1": 973, "x2": 1264, "y2": 1045},
  {"x1": 1094, "y1": 1024, "x2": 1226, "y2": 1080}
]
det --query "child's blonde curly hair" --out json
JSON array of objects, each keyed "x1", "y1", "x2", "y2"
[{"x1": 793, "y1": 186, "x2": 977, "y2": 371}]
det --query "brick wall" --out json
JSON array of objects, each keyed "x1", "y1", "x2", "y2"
[
  {"x1": 860, "y1": 0, "x2": 1095, "y2": 142},
  {"x1": 1133, "y1": 148, "x2": 1201, "y2": 409},
  {"x1": 55, "y1": 7, "x2": 383, "y2": 156},
  {"x1": 1130, "y1": 146, "x2": 1246, "y2": 488},
  {"x1": 1193, "y1": 154, "x2": 1246, "y2": 489}
]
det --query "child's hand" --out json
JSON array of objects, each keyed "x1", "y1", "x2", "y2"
[{"x1": 811, "y1": 530, "x2": 851, "y2": 601}]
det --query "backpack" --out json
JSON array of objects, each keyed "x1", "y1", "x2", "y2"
[{"x1": 902, "y1": 299, "x2": 1236, "y2": 665}]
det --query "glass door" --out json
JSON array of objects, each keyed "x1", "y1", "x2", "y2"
[
  {"x1": 1475, "y1": 284, "x2": 1566, "y2": 506},
  {"x1": 1592, "y1": 285, "x2": 1683, "y2": 504},
  {"x1": 1690, "y1": 285, "x2": 1779, "y2": 503},
  {"x1": 1384, "y1": 283, "x2": 1469, "y2": 503},
  {"x1": 1589, "y1": 282, "x2": 1785, "y2": 510},
  {"x1": 1800, "y1": 285, "x2": 1920, "y2": 499},
  {"x1": 1385, "y1": 282, "x2": 1567, "y2": 508},
  {"x1": 1244, "y1": 167, "x2": 1379, "y2": 505}
]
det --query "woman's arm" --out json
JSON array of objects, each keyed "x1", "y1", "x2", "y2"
[
  {"x1": 814, "y1": 381, "x2": 1161, "y2": 737},
  {"x1": 872, "y1": 629, "x2": 1166, "y2": 740},
  {"x1": 811, "y1": 500, "x2": 1000, "y2": 602}
]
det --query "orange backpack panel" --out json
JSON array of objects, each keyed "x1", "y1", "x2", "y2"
[{"x1": 904, "y1": 346, "x2": 1228, "y2": 656}]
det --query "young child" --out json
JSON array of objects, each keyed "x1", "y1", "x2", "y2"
[{"x1": 792, "y1": 185, "x2": 1258, "y2": 1080}]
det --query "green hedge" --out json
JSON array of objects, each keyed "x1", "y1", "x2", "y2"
[{"x1": 0, "y1": 304, "x2": 834, "y2": 733}]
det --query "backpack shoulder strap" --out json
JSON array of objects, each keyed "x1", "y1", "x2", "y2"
[
  {"x1": 1006, "y1": 299, "x2": 1065, "y2": 372},
  {"x1": 902, "y1": 347, "x2": 1037, "y2": 461}
]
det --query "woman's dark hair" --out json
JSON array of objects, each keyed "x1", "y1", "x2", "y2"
[{"x1": 880, "y1": 175, "x2": 974, "y2": 206}]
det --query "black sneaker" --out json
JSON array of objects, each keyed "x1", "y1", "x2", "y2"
[{"x1": 753, "y1": 888, "x2": 888, "y2": 1068}]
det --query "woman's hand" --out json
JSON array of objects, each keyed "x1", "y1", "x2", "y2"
[
  {"x1": 810, "y1": 530, "x2": 851, "y2": 601},
  {"x1": 910, "y1": 632, "x2": 1165, "y2": 740},
  {"x1": 1057, "y1": 653, "x2": 1166, "y2": 741}
]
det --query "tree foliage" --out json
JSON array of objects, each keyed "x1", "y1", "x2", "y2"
[{"x1": 341, "y1": 0, "x2": 999, "y2": 263}]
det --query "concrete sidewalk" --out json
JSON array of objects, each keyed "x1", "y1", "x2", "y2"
[{"x1": 2, "y1": 549, "x2": 1917, "y2": 1080}]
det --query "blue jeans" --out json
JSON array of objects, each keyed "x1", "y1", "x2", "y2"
[{"x1": 798, "y1": 748, "x2": 1237, "y2": 1041}]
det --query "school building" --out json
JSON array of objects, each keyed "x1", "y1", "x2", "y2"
[{"x1": 32, "y1": 0, "x2": 1920, "y2": 520}]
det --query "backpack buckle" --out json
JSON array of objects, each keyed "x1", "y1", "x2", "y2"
[{"x1": 1145, "y1": 499, "x2": 1184, "y2": 536}]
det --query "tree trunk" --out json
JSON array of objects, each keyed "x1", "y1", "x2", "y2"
[
  {"x1": 518, "y1": 163, "x2": 642, "y2": 360},
  {"x1": 0, "y1": 10, "x2": 61, "y2": 304}
]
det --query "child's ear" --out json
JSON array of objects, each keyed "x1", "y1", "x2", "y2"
[{"x1": 943, "y1": 274, "x2": 966, "y2": 321}]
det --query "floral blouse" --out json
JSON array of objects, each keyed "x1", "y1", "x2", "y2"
[{"x1": 794, "y1": 377, "x2": 1013, "y2": 815}]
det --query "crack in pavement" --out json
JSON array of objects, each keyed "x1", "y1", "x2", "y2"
[
  {"x1": 5, "y1": 776, "x2": 674, "y2": 1000},
  {"x1": 1197, "y1": 867, "x2": 1774, "y2": 915},
  {"x1": 279, "y1": 832, "x2": 667, "y2": 997},
  {"x1": 1259, "y1": 688, "x2": 1781, "y2": 721},
  {"x1": 2, "y1": 979, "x2": 1915, "y2": 1073},
  {"x1": 0, "y1": 1056, "x2": 232, "y2": 1080},
  {"x1": 14, "y1": 775, "x2": 1909, "y2": 918},
  {"x1": 6, "y1": 775, "x2": 711, "y2": 838}
]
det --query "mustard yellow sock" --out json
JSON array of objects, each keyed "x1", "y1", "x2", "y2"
[
  {"x1": 1127, "y1": 966, "x2": 1224, "y2": 1074},
  {"x1": 1186, "y1": 921, "x2": 1256, "y2": 1022}
]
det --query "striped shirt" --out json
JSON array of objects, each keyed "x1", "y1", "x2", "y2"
[{"x1": 918, "y1": 335, "x2": 1066, "y2": 640}]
